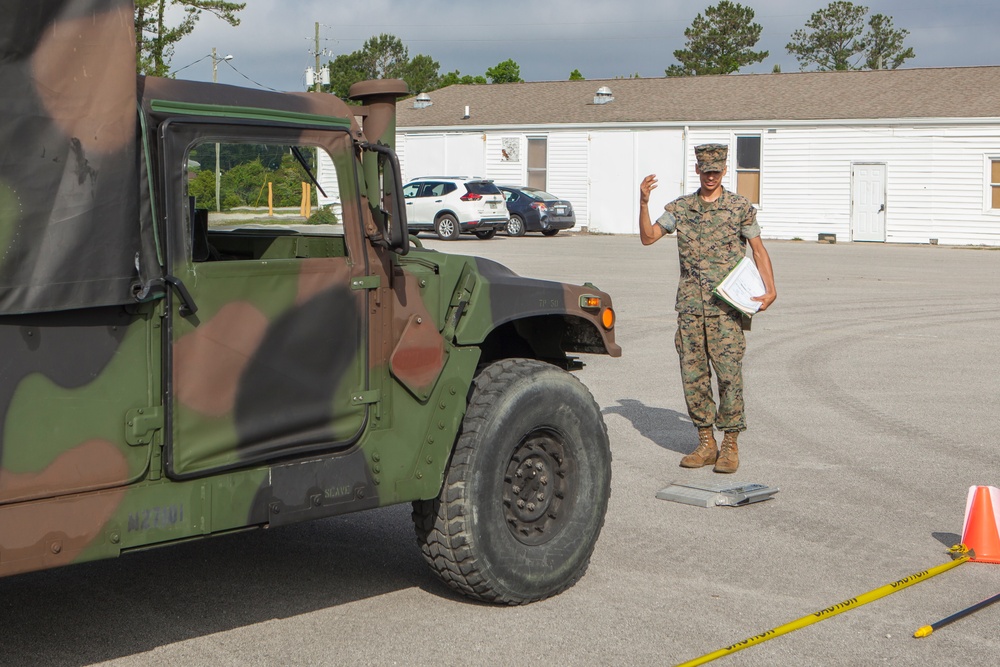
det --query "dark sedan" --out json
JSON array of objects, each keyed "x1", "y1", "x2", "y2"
[{"x1": 498, "y1": 185, "x2": 577, "y2": 237}]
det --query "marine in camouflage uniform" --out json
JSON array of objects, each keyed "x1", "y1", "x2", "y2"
[{"x1": 638, "y1": 144, "x2": 776, "y2": 473}]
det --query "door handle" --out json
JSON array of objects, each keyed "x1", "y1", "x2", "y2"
[{"x1": 878, "y1": 204, "x2": 885, "y2": 213}]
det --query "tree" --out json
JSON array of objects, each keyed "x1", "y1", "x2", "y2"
[
  {"x1": 786, "y1": 2, "x2": 914, "y2": 71},
  {"x1": 786, "y1": 1, "x2": 868, "y2": 71},
  {"x1": 666, "y1": 1, "x2": 768, "y2": 77},
  {"x1": 485, "y1": 59, "x2": 523, "y2": 84},
  {"x1": 326, "y1": 51, "x2": 369, "y2": 99},
  {"x1": 325, "y1": 34, "x2": 443, "y2": 98},
  {"x1": 569, "y1": 69, "x2": 585, "y2": 80},
  {"x1": 404, "y1": 54, "x2": 441, "y2": 93},
  {"x1": 864, "y1": 13, "x2": 915, "y2": 69},
  {"x1": 358, "y1": 33, "x2": 410, "y2": 79},
  {"x1": 437, "y1": 70, "x2": 487, "y2": 87},
  {"x1": 135, "y1": 0, "x2": 245, "y2": 76}
]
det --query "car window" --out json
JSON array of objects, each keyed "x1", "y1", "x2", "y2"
[
  {"x1": 403, "y1": 183, "x2": 420, "y2": 198},
  {"x1": 524, "y1": 188, "x2": 558, "y2": 200},
  {"x1": 441, "y1": 182, "x2": 457, "y2": 195},
  {"x1": 503, "y1": 190, "x2": 518, "y2": 202},
  {"x1": 428, "y1": 182, "x2": 447, "y2": 197},
  {"x1": 467, "y1": 181, "x2": 501, "y2": 195}
]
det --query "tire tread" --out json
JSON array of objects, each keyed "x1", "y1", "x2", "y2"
[{"x1": 411, "y1": 359, "x2": 610, "y2": 605}]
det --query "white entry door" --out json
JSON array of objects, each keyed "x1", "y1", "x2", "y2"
[{"x1": 852, "y1": 163, "x2": 886, "y2": 242}]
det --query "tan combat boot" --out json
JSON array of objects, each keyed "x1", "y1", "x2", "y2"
[
  {"x1": 680, "y1": 428, "x2": 718, "y2": 468},
  {"x1": 714, "y1": 431, "x2": 739, "y2": 473}
]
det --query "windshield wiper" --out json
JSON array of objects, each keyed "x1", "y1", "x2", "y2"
[{"x1": 290, "y1": 146, "x2": 327, "y2": 198}]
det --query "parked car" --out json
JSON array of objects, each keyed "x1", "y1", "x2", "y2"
[
  {"x1": 402, "y1": 177, "x2": 509, "y2": 240},
  {"x1": 498, "y1": 185, "x2": 577, "y2": 237}
]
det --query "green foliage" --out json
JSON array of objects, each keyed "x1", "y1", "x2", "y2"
[
  {"x1": 485, "y1": 59, "x2": 523, "y2": 84},
  {"x1": 404, "y1": 54, "x2": 441, "y2": 93},
  {"x1": 188, "y1": 169, "x2": 217, "y2": 210},
  {"x1": 786, "y1": 1, "x2": 914, "y2": 71},
  {"x1": 666, "y1": 1, "x2": 768, "y2": 76},
  {"x1": 188, "y1": 147, "x2": 318, "y2": 212},
  {"x1": 306, "y1": 206, "x2": 340, "y2": 225},
  {"x1": 438, "y1": 70, "x2": 488, "y2": 87},
  {"x1": 361, "y1": 33, "x2": 410, "y2": 78},
  {"x1": 326, "y1": 50, "x2": 369, "y2": 100},
  {"x1": 135, "y1": 0, "x2": 245, "y2": 76},
  {"x1": 325, "y1": 33, "x2": 446, "y2": 98},
  {"x1": 222, "y1": 158, "x2": 269, "y2": 207},
  {"x1": 569, "y1": 69, "x2": 585, "y2": 81},
  {"x1": 864, "y1": 13, "x2": 915, "y2": 69}
]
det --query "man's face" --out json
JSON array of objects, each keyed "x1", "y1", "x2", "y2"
[{"x1": 696, "y1": 165, "x2": 726, "y2": 190}]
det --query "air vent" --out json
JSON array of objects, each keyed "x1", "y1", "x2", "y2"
[
  {"x1": 594, "y1": 86, "x2": 614, "y2": 105},
  {"x1": 413, "y1": 93, "x2": 432, "y2": 109}
]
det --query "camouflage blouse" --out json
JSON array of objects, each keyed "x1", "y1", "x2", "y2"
[{"x1": 656, "y1": 188, "x2": 761, "y2": 316}]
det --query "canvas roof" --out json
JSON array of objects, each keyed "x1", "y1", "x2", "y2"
[{"x1": 397, "y1": 66, "x2": 1000, "y2": 129}]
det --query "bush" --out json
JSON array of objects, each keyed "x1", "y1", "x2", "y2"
[{"x1": 306, "y1": 206, "x2": 339, "y2": 225}]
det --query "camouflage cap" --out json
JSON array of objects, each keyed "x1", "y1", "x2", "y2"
[{"x1": 695, "y1": 143, "x2": 728, "y2": 172}]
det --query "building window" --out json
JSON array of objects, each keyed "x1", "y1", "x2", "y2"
[
  {"x1": 527, "y1": 137, "x2": 547, "y2": 190},
  {"x1": 991, "y1": 159, "x2": 1000, "y2": 209},
  {"x1": 736, "y1": 135, "x2": 761, "y2": 204}
]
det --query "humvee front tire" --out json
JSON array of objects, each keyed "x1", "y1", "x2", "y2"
[{"x1": 412, "y1": 359, "x2": 612, "y2": 604}]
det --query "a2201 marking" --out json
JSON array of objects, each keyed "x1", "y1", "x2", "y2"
[{"x1": 127, "y1": 504, "x2": 185, "y2": 532}]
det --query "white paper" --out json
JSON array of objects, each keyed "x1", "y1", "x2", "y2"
[{"x1": 714, "y1": 257, "x2": 766, "y2": 315}]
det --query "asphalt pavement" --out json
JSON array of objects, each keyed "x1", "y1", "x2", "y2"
[{"x1": 1, "y1": 232, "x2": 998, "y2": 666}]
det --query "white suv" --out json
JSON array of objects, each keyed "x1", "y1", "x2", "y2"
[{"x1": 402, "y1": 177, "x2": 510, "y2": 240}]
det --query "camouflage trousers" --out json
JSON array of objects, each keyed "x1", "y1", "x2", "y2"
[{"x1": 674, "y1": 312, "x2": 747, "y2": 432}]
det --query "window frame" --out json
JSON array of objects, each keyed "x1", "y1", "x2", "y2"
[
  {"x1": 526, "y1": 136, "x2": 548, "y2": 191},
  {"x1": 734, "y1": 134, "x2": 762, "y2": 206},
  {"x1": 987, "y1": 155, "x2": 1000, "y2": 212}
]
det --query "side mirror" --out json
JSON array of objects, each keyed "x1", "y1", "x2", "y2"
[{"x1": 363, "y1": 142, "x2": 409, "y2": 256}]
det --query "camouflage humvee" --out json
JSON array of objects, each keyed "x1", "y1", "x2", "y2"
[{"x1": 0, "y1": 0, "x2": 620, "y2": 604}]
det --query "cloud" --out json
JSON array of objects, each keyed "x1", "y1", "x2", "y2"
[{"x1": 166, "y1": 0, "x2": 1000, "y2": 91}]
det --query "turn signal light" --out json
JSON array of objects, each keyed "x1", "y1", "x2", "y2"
[
  {"x1": 580, "y1": 295, "x2": 602, "y2": 310},
  {"x1": 601, "y1": 307, "x2": 615, "y2": 330}
]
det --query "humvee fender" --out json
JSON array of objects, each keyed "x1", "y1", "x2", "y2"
[{"x1": 0, "y1": 2, "x2": 620, "y2": 604}]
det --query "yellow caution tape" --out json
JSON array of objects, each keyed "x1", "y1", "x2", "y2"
[{"x1": 675, "y1": 545, "x2": 971, "y2": 667}]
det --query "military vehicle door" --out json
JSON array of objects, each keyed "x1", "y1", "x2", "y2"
[{"x1": 158, "y1": 122, "x2": 371, "y2": 478}]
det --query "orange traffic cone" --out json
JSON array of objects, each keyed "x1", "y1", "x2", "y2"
[{"x1": 961, "y1": 485, "x2": 1000, "y2": 564}]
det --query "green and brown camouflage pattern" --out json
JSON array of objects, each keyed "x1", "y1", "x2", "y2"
[
  {"x1": 0, "y1": 2, "x2": 619, "y2": 579},
  {"x1": 657, "y1": 188, "x2": 761, "y2": 316}
]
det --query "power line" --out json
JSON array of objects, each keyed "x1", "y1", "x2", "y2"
[{"x1": 221, "y1": 59, "x2": 283, "y2": 92}]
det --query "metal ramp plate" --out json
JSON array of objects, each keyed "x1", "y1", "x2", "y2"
[{"x1": 656, "y1": 480, "x2": 779, "y2": 508}]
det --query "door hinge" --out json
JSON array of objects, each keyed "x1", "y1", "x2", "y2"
[
  {"x1": 125, "y1": 406, "x2": 163, "y2": 446},
  {"x1": 350, "y1": 389, "x2": 381, "y2": 406},
  {"x1": 351, "y1": 275, "x2": 382, "y2": 291}
]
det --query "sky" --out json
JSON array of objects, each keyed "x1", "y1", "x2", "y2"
[{"x1": 166, "y1": 0, "x2": 1000, "y2": 91}]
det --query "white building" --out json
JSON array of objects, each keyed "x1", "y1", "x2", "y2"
[{"x1": 391, "y1": 66, "x2": 1000, "y2": 246}]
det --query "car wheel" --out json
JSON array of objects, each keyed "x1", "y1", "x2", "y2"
[
  {"x1": 541, "y1": 229, "x2": 559, "y2": 237},
  {"x1": 412, "y1": 359, "x2": 612, "y2": 605},
  {"x1": 474, "y1": 228, "x2": 497, "y2": 240},
  {"x1": 434, "y1": 214, "x2": 460, "y2": 240},
  {"x1": 506, "y1": 215, "x2": 526, "y2": 237}
]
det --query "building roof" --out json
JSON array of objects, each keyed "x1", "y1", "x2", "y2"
[{"x1": 396, "y1": 66, "x2": 1000, "y2": 129}]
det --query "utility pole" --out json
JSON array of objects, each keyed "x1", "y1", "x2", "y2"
[
  {"x1": 213, "y1": 46, "x2": 221, "y2": 212},
  {"x1": 314, "y1": 22, "x2": 321, "y2": 92},
  {"x1": 211, "y1": 48, "x2": 233, "y2": 212}
]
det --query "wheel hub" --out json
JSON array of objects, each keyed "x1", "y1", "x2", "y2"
[{"x1": 503, "y1": 429, "x2": 570, "y2": 545}]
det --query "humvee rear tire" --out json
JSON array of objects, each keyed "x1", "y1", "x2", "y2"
[{"x1": 412, "y1": 359, "x2": 612, "y2": 604}]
